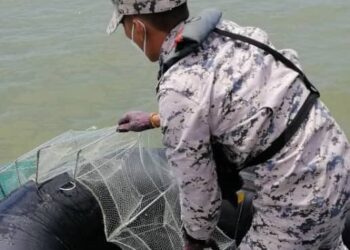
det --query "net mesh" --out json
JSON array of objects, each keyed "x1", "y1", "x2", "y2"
[{"x1": 0, "y1": 128, "x2": 236, "y2": 249}]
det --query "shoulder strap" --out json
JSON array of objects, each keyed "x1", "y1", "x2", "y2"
[
  {"x1": 213, "y1": 28, "x2": 320, "y2": 169},
  {"x1": 244, "y1": 91, "x2": 319, "y2": 168},
  {"x1": 214, "y1": 28, "x2": 319, "y2": 95}
]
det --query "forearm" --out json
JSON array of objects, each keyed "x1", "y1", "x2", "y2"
[{"x1": 169, "y1": 152, "x2": 222, "y2": 240}]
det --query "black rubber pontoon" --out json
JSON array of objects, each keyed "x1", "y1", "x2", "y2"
[
  {"x1": 0, "y1": 173, "x2": 349, "y2": 250},
  {"x1": 0, "y1": 174, "x2": 119, "y2": 250}
]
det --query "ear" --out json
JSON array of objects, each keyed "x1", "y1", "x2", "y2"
[{"x1": 132, "y1": 19, "x2": 147, "y2": 43}]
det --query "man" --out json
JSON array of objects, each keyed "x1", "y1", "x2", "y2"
[{"x1": 107, "y1": 0, "x2": 350, "y2": 249}]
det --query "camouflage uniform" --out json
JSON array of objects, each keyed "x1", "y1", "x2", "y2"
[
  {"x1": 157, "y1": 16, "x2": 350, "y2": 249},
  {"x1": 106, "y1": 1, "x2": 350, "y2": 249}
]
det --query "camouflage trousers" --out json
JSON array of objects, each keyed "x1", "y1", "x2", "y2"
[{"x1": 238, "y1": 204, "x2": 350, "y2": 250}]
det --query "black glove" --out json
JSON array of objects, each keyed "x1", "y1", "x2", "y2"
[{"x1": 183, "y1": 230, "x2": 220, "y2": 250}]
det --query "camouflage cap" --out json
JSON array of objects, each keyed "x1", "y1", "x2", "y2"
[{"x1": 106, "y1": 0, "x2": 187, "y2": 34}]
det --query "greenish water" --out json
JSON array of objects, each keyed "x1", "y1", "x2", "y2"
[
  {"x1": 0, "y1": 0, "x2": 349, "y2": 163},
  {"x1": 0, "y1": 160, "x2": 36, "y2": 199}
]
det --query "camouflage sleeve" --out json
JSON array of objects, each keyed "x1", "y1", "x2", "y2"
[{"x1": 158, "y1": 87, "x2": 222, "y2": 241}]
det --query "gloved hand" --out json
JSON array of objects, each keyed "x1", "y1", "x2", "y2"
[
  {"x1": 183, "y1": 231, "x2": 220, "y2": 250},
  {"x1": 117, "y1": 111, "x2": 154, "y2": 132},
  {"x1": 184, "y1": 242, "x2": 206, "y2": 250},
  {"x1": 184, "y1": 239, "x2": 220, "y2": 250}
]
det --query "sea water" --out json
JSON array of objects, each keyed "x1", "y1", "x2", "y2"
[{"x1": 0, "y1": 0, "x2": 349, "y2": 163}]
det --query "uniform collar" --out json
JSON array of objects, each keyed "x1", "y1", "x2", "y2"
[
  {"x1": 159, "y1": 21, "x2": 186, "y2": 73},
  {"x1": 158, "y1": 9, "x2": 222, "y2": 80}
]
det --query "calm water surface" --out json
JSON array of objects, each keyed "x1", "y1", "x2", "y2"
[{"x1": 0, "y1": 0, "x2": 349, "y2": 163}]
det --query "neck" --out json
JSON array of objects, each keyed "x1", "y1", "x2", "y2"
[{"x1": 148, "y1": 29, "x2": 169, "y2": 62}]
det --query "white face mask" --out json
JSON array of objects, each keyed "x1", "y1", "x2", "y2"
[{"x1": 131, "y1": 19, "x2": 147, "y2": 56}]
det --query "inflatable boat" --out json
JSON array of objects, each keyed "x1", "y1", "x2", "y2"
[
  {"x1": 0, "y1": 172, "x2": 256, "y2": 250},
  {"x1": 0, "y1": 128, "x2": 349, "y2": 250}
]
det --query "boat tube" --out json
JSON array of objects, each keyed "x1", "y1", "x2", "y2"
[
  {"x1": 1, "y1": 172, "x2": 349, "y2": 250},
  {"x1": 0, "y1": 172, "x2": 255, "y2": 250},
  {"x1": 0, "y1": 128, "x2": 349, "y2": 250},
  {"x1": 0, "y1": 173, "x2": 119, "y2": 250}
]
